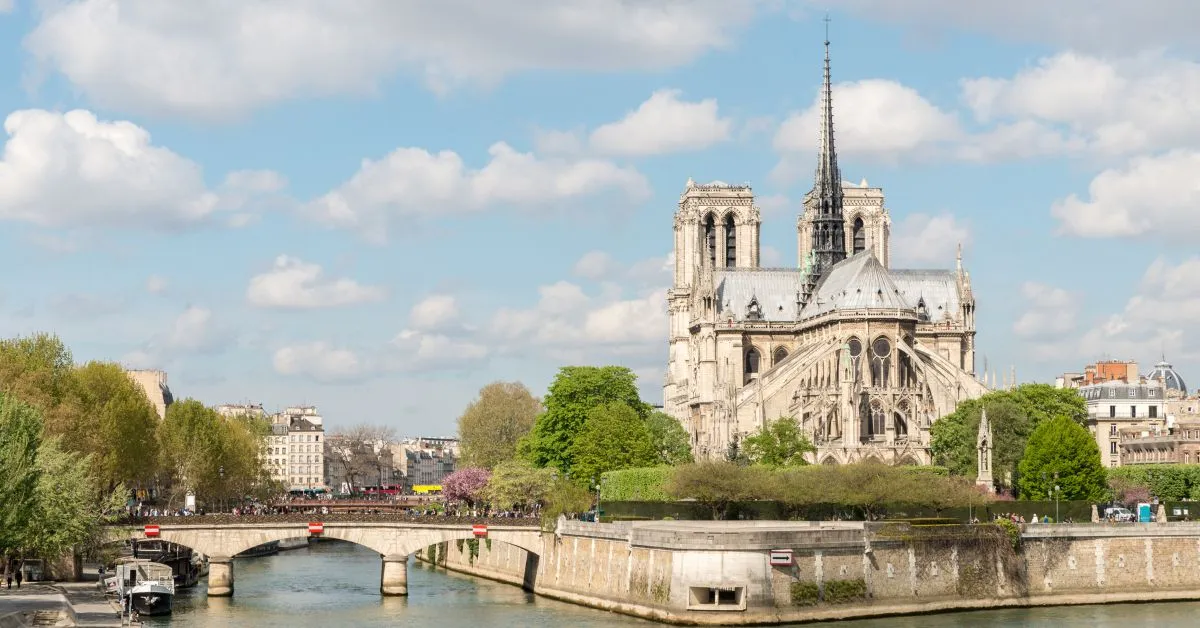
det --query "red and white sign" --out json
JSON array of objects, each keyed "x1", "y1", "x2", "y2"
[
  {"x1": 144, "y1": 524, "x2": 160, "y2": 538},
  {"x1": 472, "y1": 524, "x2": 488, "y2": 538},
  {"x1": 769, "y1": 549, "x2": 793, "y2": 566},
  {"x1": 308, "y1": 522, "x2": 324, "y2": 536}
]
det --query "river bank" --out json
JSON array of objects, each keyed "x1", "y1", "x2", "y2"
[{"x1": 0, "y1": 568, "x2": 128, "y2": 628}]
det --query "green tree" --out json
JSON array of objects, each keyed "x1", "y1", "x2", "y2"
[
  {"x1": 525, "y1": 366, "x2": 645, "y2": 474},
  {"x1": 742, "y1": 416, "x2": 815, "y2": 467},
  {"x1": 72, "y1": 361, "x2": 161, "y2": 489},
  {"x1": 569, "y1": 402, "x2": 659, "y2": 486},
  {"x1": 22, "y1": 438, "x2": 126, "y2": 559},
  {"x1": 0, "y1": 393, "x2": 43, "y2": 555},
  {"x1": 481, "y1": 459, "x2": 557, "y2": 511},
  {"x1": 159, "y1": 399, "x2": 272, "y2": 509},
  {"x1": 457, "y1": 381, "x2": 541, "y2": 469},
  {"x1": 1018, "y1": 415, "x2": 1108, "y2": 502},
  {"x1": 645, "y1": 410, "x2": 693, "y2": 466},
  {"x1": 666, "y1": 461, "x2": 756, "y2": 520},
  {"x1": 0, "y1": 334, "x2": 80, "y2": 439},
  {"x1": 931, "y1": 397, "x2": 1029, "y2": 486}
]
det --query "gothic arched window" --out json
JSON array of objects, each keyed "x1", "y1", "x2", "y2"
[
  {"x1": 870, "y1": 337, "x2": 891, "y2": 387},
  {"x1": 744, "y1": 347, "x2": 760, "y2": 384},
  {"x1": 724, "y1": 213, "x2": 737, "y2": 267},
  {"x1": 702, "y1": 213, "x2": 717, "y2": 267},
  {"x1": 848, "y1": 337, "x2": 863, "y2": 384},
  {"x1": 773, "y1": 346, "x2": 789, "y2": 365},
  {"x1": 895, "y1": 400, "x2": 910, "y2": 438},
  {"x1": 864, "y1": 399, "x2": 885, "y2": 439},
  {"x1": 852, "y1": 217, "x2": 865, "y2": 254}
]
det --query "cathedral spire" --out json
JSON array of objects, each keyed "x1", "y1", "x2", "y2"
[{"x1": 806, "y1": 15, "x2": 846, "y2": 287}]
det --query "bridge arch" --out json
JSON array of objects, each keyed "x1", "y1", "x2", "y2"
[{"x1": 114, "y1": 521, "x2": 543, "y2": 598}]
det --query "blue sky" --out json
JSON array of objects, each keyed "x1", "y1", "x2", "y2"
[{"x1": 1, "y1": 1, "x2": 1198, "y2": 435}]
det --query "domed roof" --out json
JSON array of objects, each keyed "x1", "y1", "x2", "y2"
[{"x1": 1149, "y1": 359, "x2": 1187, "y2": 394}]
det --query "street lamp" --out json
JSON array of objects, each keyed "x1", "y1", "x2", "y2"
[
  {"x1": 1053, "y1": 484, "x2": 1061, "y2": 524},
  {"x1": 218, "y1": 466, "x2": 225, "y2": 513}
]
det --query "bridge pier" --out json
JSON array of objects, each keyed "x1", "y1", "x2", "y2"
[
  {"x1": 380, "y1": 555, "x2": 408, "y2": 596},
  {"x1": 208, "y1": 557, "x2": 234, "y2": 597}
]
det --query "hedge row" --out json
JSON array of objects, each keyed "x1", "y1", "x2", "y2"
[
  {"x1": 1108, "y1": 464, "x2": 1200, "y2": 502},
  {"x1": 599, "y1": 466, "x2": 673, "y2": 502}
]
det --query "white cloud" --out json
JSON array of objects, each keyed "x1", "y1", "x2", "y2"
[
  {"x1": 0, "y1": 0, "x2": 12, "y2": 13},
  {"x1": 25, "y1": 0, "x2": 764, "y2": 118},
  {"x1": 246, "y1": 255, "x2": 385, "y2": 309},
  {"x1": 532, "y1": 128, "x2": 585, "y2": 156},
  {"x1": 391, "y1": 329, "x2": 489, "y2": 371},
  {"x1": 0, "y1": 109, "x2": 222, "y2": 228},
  {"x1": 489, "y1": 274, "x2": 667, "y2": 362},
  {"x1": 1013, "y1": 282, "x2": 1078, "y2": 339},
  {"x1": 1051, "y1": 150, "x2": 1200, "y2": 239},
  {"x1": 774, "y1": 79, "x2": 961, "y2": 171},
  {"x1": 572, "y1": 251, "x2": 617, "y2": 280},
  {"x1": 1078, "y1": 257, "x2": 1200, "y2": 361},
  {"x1": 828, "y1": 1, "x2": 1200, "y2": 54},
  {"x1": 407, "y1": 295, "x2": 461, "y2": 331},
  {"x1": 273, "y1": 342, "x2": 369, "y2": 384},
  {"x1": 588, "y1": 89, "x2": 732, "y2": 156},
  {"x1": 122, "y1": 305, "x2": 233, "y2": 368},
  {"x1": 145, "y1": 275, "x2": 168, "y2": 294},
  {"x1": 960, "y1": 52, "x2": 1200, "y2": 158},
  {"x1": 305, "y1": 141, "x2": 650, "y2": 241},
  {"x1": 890, "y1": 213, "x2": 971, "y2": 267},
  {"x1": 761, "y1": 245, "x2": 783, "y2": 267}
]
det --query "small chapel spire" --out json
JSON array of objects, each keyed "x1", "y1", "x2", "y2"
[{"x1": 956, "y1": 242, "x2": 963, "y2": 273}]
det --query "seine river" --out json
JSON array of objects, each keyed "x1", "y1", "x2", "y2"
[{"x1": 144, "y1": 540, "x2": 1200, "y2": 627}]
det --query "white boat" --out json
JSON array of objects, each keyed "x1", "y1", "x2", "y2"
[
  {"x1": 112, "y1": 559, "x2": 175, "y2": 616},
  {"x1": 129, "y1": 579, "x2": 174, "y2": 616}
]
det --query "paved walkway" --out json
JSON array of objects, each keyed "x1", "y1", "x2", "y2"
[
  {"x1": 54, "y1": 583, "x2": 124, "y2": 627},
  {"x1": 0, "y1": 572, "x2": 127, "y2": 628},
  {"x1": 0, "y1": 583, "x2": 68, "y2": 626}
]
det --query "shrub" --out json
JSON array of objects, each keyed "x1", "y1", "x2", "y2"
[
  {"x1": 790, "y1": 581, "x2": 819, "y2": 606},
  {"x1": 823, "y1": 578, "x2": 867, "y2": 604},
  {"x1": 601, "y1": 466, "x2": 673, "y2": 502},
  {"x1": 994, "y1": 519, "x2": 1020, "y2": 551}
]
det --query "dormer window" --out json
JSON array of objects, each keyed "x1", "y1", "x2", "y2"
[{"x1": 746, "y1": 297, "x2": 763, "y2": 321}]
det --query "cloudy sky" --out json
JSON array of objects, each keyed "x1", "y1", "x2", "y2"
[{"x1": 1, "y1": 1, "x2": 1197, "y2": 435}]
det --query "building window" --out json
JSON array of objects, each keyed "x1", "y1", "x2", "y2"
[
  {"x1": 1110, "y1": 442, "x2": 1118, "y2": 454},
  {"x1": 870, "y1": 337, "x2": 891, "y2": 387},
  {"x1": 1150, "y1": 406, "x2": 1158, "y2": 418},
  {"x1": 703, "y1": 213, "x2": 716, "y2": 267},
  {"x1": 852, "y1": 216, "x2": 865, "y2": 254},
  {"x1": 724, "y1": 213, "x2": 736, "y2": 267},
  {"x1": 744, "y1": 347, "x2": 760, "y2": 384},
  {"x1": 1110, "y1": 405, "x2": 1116, "y2": 418},
  {"x1": 847, "y1": 338, "x2": 863, "y2": 384},
  {"x1": 1131, "y1": 406, "x2": 1137, "y2": 418},
  {"x1": 1110, "y1": 424, "x2": 1117, "y2": 436},
  {"x1": 773, "y1": 346, "x2": 789, "y2": 365}
]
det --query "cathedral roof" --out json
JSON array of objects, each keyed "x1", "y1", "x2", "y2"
[
  {"x1": 802, "y1": 251, "x2": 911, "y2": 317},
  {"x1": 889, "y1": 269, "x2": 961, "y2": 323},
  {"x1": 714, "y1": 268, "x2": 805, "y2": 322}
]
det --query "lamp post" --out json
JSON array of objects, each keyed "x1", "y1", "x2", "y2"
[
  {"x1": 218, "y1": 466, "x2": 225, "y2": 513},
  {"x1": 1054, "y1": 484, "x2": 1061, "y2": 523}
]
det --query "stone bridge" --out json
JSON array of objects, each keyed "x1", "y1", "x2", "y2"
[{"x1": 107, "y1": 518, "x2": 544, "y2": 597}]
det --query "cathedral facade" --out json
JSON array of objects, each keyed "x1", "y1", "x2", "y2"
[{"x1": 662, "y1": 39, "x2": 988, "y2": 465}]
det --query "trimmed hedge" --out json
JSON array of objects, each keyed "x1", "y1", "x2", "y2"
[
  {"x1": 1107, "y1": 464, "x2": 1200, "y2": 502},
  {"x1": 600, "y1": 466, "x2": 673, "y2": 502}
]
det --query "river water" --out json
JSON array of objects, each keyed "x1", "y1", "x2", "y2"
[{"x1": 144, "y1": 540, "x2": 1200, "y2": 627}]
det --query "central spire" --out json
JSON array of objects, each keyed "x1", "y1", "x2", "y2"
[{"x1": 806, "y1": 15, "x2": 846, "y2": 289}]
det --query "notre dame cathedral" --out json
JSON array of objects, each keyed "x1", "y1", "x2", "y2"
[{"x1": 662, "y1": 38, "x2": 988, "y2": 465}]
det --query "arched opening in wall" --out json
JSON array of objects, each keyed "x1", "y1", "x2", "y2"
[
  {"x1": 895, "y1": 456, "x2": 919, "y2": 467},
  {"x1": 870, "y1": 337, "x2": 891, "y2": 387},
  {"x1": 821, "y1": 455, "x2": 839, "y2": 465},
  {"x1": 895, "y1": 401, "x2": 910, "y2": 439},
  {"x1": 867, "y1": 400, "x2": 885, "y2": 439},
  {"x1": 773, "y1": 346, "x2": 789, "y2": 366},
  {"x1": 703, "y1": 213, "x2": 716, "y2": 267},
  {"x1": 847, "y1": 337, "x2": 863, "y2": 384},
  {"x1": 852, "y1": 217, "x2": 865, "y2": 254},
  {"x1": 898, "y1": 350, "x2": 916, "y2": 388},
  {"x1": 744, "y1": 347, "x2": 760, "y2": 384},
  {"x1": 724, "y1": 213, "x2": 736, "y2": 267}
]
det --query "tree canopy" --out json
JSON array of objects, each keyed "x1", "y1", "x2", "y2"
[
  {"x1": 1018, "y1": 415, "x2": 1108, "y2": 503},
  {"x1": 645, "y1": 410, "x2": 693, "y2": 466},
  {"x1": 457, "y1": 381, "x2": 540, "y2": 469},
  {"x1": 524, "y1": 366, "x2": 645, "y2": 474},
  {"x1": 158, "y1": 399, "x2": 273, "y2": 508},
  {"x1": 742, "y1": 416, "x2": 815, "y2": 467},
  {"x1": 930, "y1": 383, "x2": 1085, "y2": 493},
  {"x1": 569, "y1": 401, "x2": 659, "y2": 486}
]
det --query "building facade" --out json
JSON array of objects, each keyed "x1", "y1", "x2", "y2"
[
  {"x1": 395, "y1": 437, "x2": 458, "y2": 490},
  {"x1": 663, "y1": 39, "x2": 987, "y2": 464},
  {"x1": 125, "y1": 369, "x2": 174, "y2": 419},
  {"x1": 1119, "y1": 420, "x2": 1200, "y2": 465},
  {"x1": 1081, "y1": 381, "x2": 1167, "y2": 468},
  {"x1": 265, "y1": 406, "x2": 326, "y2": 492},
  {"x1": 1057, "y1": 360, "x2": 1140, "y2": 389}
]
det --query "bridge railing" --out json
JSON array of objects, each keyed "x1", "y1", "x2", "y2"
[{"x1": 109, "y1": 513, "x2": 542, "y2": 527}]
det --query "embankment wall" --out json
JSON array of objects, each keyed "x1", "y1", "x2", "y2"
[{"x1": 417, "y1": 520, "x2": 1200, "y2": 625}]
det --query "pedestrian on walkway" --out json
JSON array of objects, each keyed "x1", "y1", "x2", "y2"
[
  {"x1": 5, "y1": 568, "x2": 11, "y2": 589},
  {"x1": 14, "y1": 567, "x2": 22, "y2": 588}
]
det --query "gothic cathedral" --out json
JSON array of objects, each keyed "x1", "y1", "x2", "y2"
[{"x1": 662, "y1": 38, "x2": 988, "y2": 464}]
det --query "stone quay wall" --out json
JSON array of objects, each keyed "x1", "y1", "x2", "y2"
[{"x1": 417, "y1": 520, "x2": 1200, "y2": 625}]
